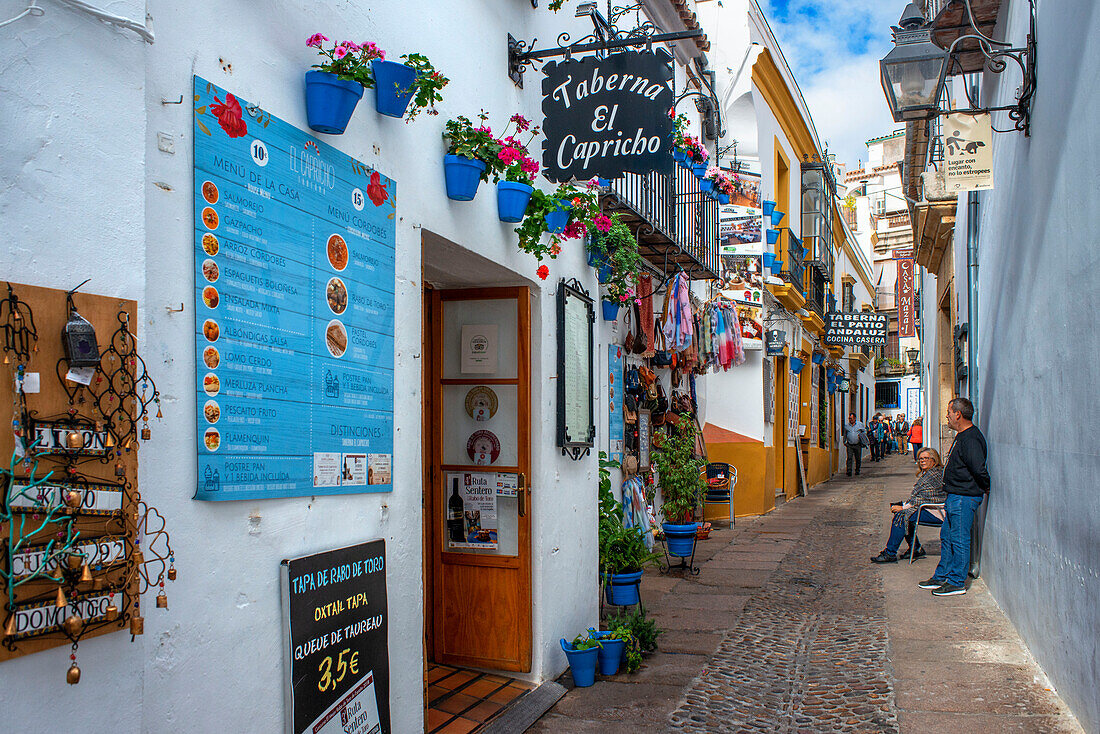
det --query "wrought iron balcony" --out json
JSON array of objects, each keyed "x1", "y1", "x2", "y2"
[
  {"x1": 779, "y1": 232, "x2": 806, "y2": 295},
  {"x1": 600, "y1": 165, "x2": 719, "y2": 280},
  {"x1": 805, "y1": 267, "x2": 826, "y2": 318}
]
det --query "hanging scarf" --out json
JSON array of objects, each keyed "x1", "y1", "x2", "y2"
[{"x1": 638, "y1": 274, "x2": 655, "y2": 355}]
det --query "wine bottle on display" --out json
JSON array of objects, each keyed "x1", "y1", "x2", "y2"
[{"x1": 447, "y1": 477, "x2": 465, "y2": 543}]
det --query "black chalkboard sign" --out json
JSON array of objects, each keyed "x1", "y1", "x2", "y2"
[
  {"x1": 824, "y1": 312, "x2": 888, "y2": 346},
  {"x1": 541, "y1": 50, "x2": 674, "y2": 182},
  {"x1": 281, "y1": 540, "x2": 389, "y2": 734}
]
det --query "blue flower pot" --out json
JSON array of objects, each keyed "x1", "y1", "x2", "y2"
[
  {"x1": 762, "y1": 252, "x2": 776, "y2": 268},
  {"x1": 304, "y1": 70, "x2": 364, "y2": 135},
  {"x1": 770, "y1": 258, "x2": 783, "y2": 274},
  {"x1": 717, "y1": 193, "x2": 731, "y2": 205},
  {"x1": 561, "y1": 639, "x2": 599, "y2": 687},
  {"x1": 700, "y1": 179, "x2": 715, "y2": 194},
  {"x1": 602, "y1": 300, "x2": 620, "y2": 321},
  {"x1": 790, "y1": 357, "x2": 805, "y2": 374},
  {"x1": 603, "y1": 571, "x2": 642, "y2": 606},
  {"x1": 771, "y1": 209, "x2": 786, "y2": 226},
  {"x1": 662, "y1": 522, "x2": 698, "y2": 558},
  {"x1": 597, "y1": 177, "x2": 611, "y2": 188},
  {"x1": 597, "y1": 265, "x2": 612, "y2": 284},
  {"x1": 826, "y1": 367, "x2": 836, "y2": 380},
  {"x1": 812, "y1": 352, "x2": 825, "y2": 365},
  {"x1": 545, "y1": 200, "x2": 571, "y2": 234},
  {"x1": 496, "y1": 180, "x2": 534, "y2": 223},
  {"x1": 673, "y1": 149, "x2": 688, "y2": 166},
  {"x1": 371, "y1": 60, "x2": 416, "y2": 118},
  {"x1": 692, "y1": 162, "x2": 708, "y2": 179},
  {"x1": 762, "y1": 200, "x2": 776, "y2": 218},
  {"x1": 766, "y1": 229, "x2": 779, "y2": 245},
  {"x1": 587, "y1": 248, "x2": 607, "y2": 268},
  {"x1": 443, "y1": 154, "x2": 487, "y2": 201},
  {"x1": 590, "y1": 632, "x2": 626, "y2": 675}
]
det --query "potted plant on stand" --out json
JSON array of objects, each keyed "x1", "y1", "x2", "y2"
[
  {"x1": 598, "y1": 453, "x2": 659, "y2": 607},
  {"x1": 304, "y1": 35, "x2": 385, "y2": 134},
  {"x1": 372, "y1": 52, "x2": 448, "y2": 120},
  {"x1": 442, "y1": 112, "x2": 502, "y2": 201},
  {"x1": 492, "y1": 114, "x2": 541, "y2": 223},
  {"x1": 653, "y1": 423, "x2": 706, "y2": 558}
]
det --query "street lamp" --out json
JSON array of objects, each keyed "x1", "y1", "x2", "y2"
[
  {"x1": 879, "y1": 3, "x2": 949, "y2": 123},
  {"x1": 907, "y1": 347, "x2": 920, "y2": 366}
]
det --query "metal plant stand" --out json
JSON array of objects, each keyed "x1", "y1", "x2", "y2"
[{"x1": 659, "y1": 536, "x2": 700, "y2": 576}]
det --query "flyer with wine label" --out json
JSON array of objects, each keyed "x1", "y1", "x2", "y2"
[{"x1": 192, "y1": 76, "x2": 395, "y2": 501}]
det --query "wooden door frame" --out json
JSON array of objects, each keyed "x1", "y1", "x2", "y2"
[
  {"x1": 773, "y1": 356, "x2": 787, "y2": 494},
  {"x1": 422, "y1": 283, "x2": 435, "y2": 679},
  {"x1": 429, "y1": 286, "x2": 532, "y2": 672}
]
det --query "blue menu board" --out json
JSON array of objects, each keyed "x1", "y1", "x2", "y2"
[{"x1": 192, "y1": 76, "x2": 395, "y2": 501}]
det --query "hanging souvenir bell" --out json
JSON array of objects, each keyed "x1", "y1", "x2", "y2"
[
  {"x1": 63, "y1": 613, "x2": 84, "y2": 636},
  {"x1": 4, "y1": 614, "x2": 16, "y2": 637},
  {"x1": 141, "y1": 427, "x2": 151, "y2": 441},
  {"x1": 62, "y1": 488, "x2": 83, "y2": 509},
  {"x1": 80, "y1": 564, "x2": 93, "y2": 584},
  {"x1": 132, "y1": 550, "x2": 144, "y2": 567},
  {"x1": 155, "y1": 591, "x2": 168, "y2": 609},
  {"x1": 66, "y1": 662, "x2": 81, "y2": 685},
  {"x1": 66, "y1": 430, "x2": 85, "y2": 449},
  {"x1": 56, "y1": 586, "x2": 67, "y2": 608},
  {"x1": 65, "y1": 553, "x2": 84, "y2": 571},
  {"x1": 167, "y1": 567, "x2": 177, "y2": 581},
  {"x1": 105, "y1": 431, "x2": 116, "y2": 448},
  {"x1": 114, "y1": 462, "x2": 126, "y2": 477},
  {"x1": 92, "y1": 574, "x2": 106, "y2": 591},
  {"x1": 130, "y1": 616, "x2": 144, "y2": 635},
  {"x1": 105, "y1": 602, "x2": 118, "y2": 621}
]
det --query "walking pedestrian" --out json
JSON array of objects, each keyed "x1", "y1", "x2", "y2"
[
  {"x1": 907, "y1": 417, "x2": 923, "y2": 462},
  {"x1": 871, "y1": 447, "x2": 946, "y2": 563},
  {"x1": 842, "y1": 413, "x2": 868, "y2": 476},
  {"x1": 918, "y1": 398, "x2": 989, "y2": 596},
  {"x1": 896, "y1": 414, "x2": 910, "y2": 454},
  {"x1": 871, "y1": 416, "x2": 886, "y2": 461}
]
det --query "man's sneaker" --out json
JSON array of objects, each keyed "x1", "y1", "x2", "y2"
[
  {"x1": 932, "y1": 583, "x2": 967, "y2": 596},
  {"x1": 870, "y1": 551, "x2": 898, "y2": 564},
  {"x1": 917, "y1": 577, "x2": 943, "y2": 589}
]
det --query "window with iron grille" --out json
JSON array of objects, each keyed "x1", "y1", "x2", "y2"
[
  {"x1": 842, "y1": 282, "x2": 855, "y2": 312},
  {"x1": 876, "y1": 381, "x2": 900, "y2": 409}
]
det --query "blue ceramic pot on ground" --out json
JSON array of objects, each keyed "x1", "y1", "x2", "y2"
[
  {"x1": 590, "y1": 631, "x2": 626, "y2": 676},
  {"x1": 443, "y1": 154, "x2": 487, "y2": 201},
  {"x1": 496, "y1": 180, "x2": 534, "y2": 222},
  {"x1": 545, "y1": 200, "x2": 571, "y2": 233},
  {"x1": 700, "y1": 179, "x2": 715, "y2": 194},
  {"x1": 663, "y1": 522, "x2": 698, "y2": 557},
  {"x1": 603, "y1": 571, "x2": 642, "y2": 606},
  {"x1": 304, "y1": 70, "x2": 364, "y2": 135},
  {"x1": 371, "y1": 60, "x2": 416, "y2": 118},
  {"x1": 601, "y1": 300, "x2": 620, "y2": 321},
  {"x1": 561, "y1": 639, "x2": 599, "y2": 687}
]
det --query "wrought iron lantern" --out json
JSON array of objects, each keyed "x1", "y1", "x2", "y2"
[
  {"x1": 880, "y1": 3, "x2": 949, "y2": 123},
  {"x1": 63, "y1": 308, "x2": 100, "y2": 368}
]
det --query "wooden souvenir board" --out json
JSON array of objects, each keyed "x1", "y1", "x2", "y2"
[{"x1": 0, "y1": 281, "x2": 141, "y2": 662}]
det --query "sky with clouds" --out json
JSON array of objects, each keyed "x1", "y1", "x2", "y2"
[{"x1": 757, "y1": 0, "x2": 907, "y2": 169}]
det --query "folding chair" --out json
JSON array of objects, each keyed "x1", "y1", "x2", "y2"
[{"x1": 909, "y1": 502, "x2": 945, "y2": 563}]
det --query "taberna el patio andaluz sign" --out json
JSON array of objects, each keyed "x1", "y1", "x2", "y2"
[{"x1": 541, "y1": 50, "x2": 674, "y2": 182}]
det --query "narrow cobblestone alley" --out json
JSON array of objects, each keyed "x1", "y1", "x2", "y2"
[{"x1": 531, "y1": 456, "x2": 1084, "y2": 733}]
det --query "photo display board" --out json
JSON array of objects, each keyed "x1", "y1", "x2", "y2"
[
  {"x1": 192, "y1": 76, "x2": 395, "y2": 501},
  {"x1": 281, "y1": 540, "x2": 390, "y2": 734}
]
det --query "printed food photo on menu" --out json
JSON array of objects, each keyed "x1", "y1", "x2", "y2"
[
  {"x1": 203, "y1": 372, "x2": 221, "y2": 396},
  {"x1": 326, "y1": 277, "x2": 347, "y2": 315},
  {"x1": 203, "y1": 319, "x2": 219, "y2": 342},
  {"x1": 325, "y1": 320, "x2": 347, "y2": 358},
  {"x1": 202, "y1": 258, "x2": 219, "y2": 282},
  {"x1": 203, "y1": 346, "x2": 220, "y2": 369},
  {"x1": 202, "y1": 207, "x2": 219, "y2": 231},
  {"x1": 204, "y1": 400, "x2": 221, "y2": 424},
  {"x1": 202, "y1": 233, "x2": 219, "y2": 256},
  {"x1": 204, "y1": 428, "x2": 221, "y2": 452},
  {"x1": 203, "y1": 286, "x2": 220, "y2": 309},
  {"x1": 202, "y1": 180, "x2": 219, "y2": 204},
  {"x1": 327, "y1": 233, "x2": 348, "y2": 271}
]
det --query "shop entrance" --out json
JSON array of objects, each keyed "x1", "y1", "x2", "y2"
[
  {"x1": 423, "y1": 286, "x2": 532, "y2": 673},
  {"x1": 772, "y1": 356, "x2": 787, "y2": 497}
]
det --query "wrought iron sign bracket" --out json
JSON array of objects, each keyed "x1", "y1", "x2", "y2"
[{"x1": 508, "y1": 28, "x2": 701, "y2": 87}]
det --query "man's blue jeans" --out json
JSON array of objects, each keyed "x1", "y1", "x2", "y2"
[{"x1": 933, "y1": 494, "x2": 983, "y2": 586}]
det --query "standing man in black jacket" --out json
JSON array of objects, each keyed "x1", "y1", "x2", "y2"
[{"x1": 918, "y1": 397, "x2": 989, "y2": 596}]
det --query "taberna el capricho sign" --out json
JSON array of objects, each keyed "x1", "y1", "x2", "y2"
[{"x1": 541, "y1": 50, "x2": 674, "y2": 182}]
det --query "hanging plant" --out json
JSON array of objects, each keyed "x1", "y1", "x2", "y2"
[
  {"x1": 442, "y1": 111, "x2": 503, "y2": 179},
  {"x1": 307, "y1": 36, "x2": 386, "y2": 87},
  {"x1": 492, "y1": 114, "x2": 542, "y2": 186},
  {"x1": 673, "y1": 114, "x2": 709, "y2": 164},
  {"x1": 514, "y1": 179, "x2": 602, "y2": 279},
  {"x1": 392, "y1": 53, "x2": 449, "y2": 120},
  {"x1": 589, "y1": 218, "x2": 642, "y2": 305}
]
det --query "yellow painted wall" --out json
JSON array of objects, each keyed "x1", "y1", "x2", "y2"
[
  {"x1": 784, "y1": 445, "x2": 798, "y2": 500},
  {"x1": 764, "y1": 445, "x2": 776, "y2": 502},
  {"x1": 706, "y1": 441, "x2": 773, "y2": 518},
  {"x1": 807, "y1": 447, "x2": 831, "y2": 487}
]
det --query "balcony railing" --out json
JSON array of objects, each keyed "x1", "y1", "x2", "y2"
[
  {"x1": 805, "y1": 267, "x2": 826, "y2": 318},
  {"x1": 781, "y1": 233, "x2": 805, "y2": 295},
  {"x1": 601, "y1": 165, "x2": 719, "y2": 280}
]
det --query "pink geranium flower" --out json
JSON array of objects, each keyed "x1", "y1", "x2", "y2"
[
  {"x1": 333, "y1": 45, "x2": 348, "y2": 60},
  {"x1": 520, "y1": 157, "x2": 539, "y2": 174},
  {"x1": 593, "y1": 215, "x2": 612, "y2": 233},
  {"x1": 306, "y1": 33, "x2": 328, "y2": 48}
]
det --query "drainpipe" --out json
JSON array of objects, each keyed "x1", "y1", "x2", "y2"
[{"x1": 965, "y1": 190, "x2": 979, "y2": 419}]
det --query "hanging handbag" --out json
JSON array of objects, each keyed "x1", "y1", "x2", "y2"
[
  {"x1": 652, "y1": 320, "x2": 673, "y2": 366},
  {"x1": 631, "y1": 300, "x2": 647, "y2": 355},
  {"x1": 623, "y1": 302, "x2": 637, "y2": 353}
]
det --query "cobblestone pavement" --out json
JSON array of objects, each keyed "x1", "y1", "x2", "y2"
[{"x1": 530, "y1": 455, "x2": 1084, "y2": 733}]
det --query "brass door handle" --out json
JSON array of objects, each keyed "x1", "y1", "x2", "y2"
[{"x1": 518, "y1": 472, "x2": 527, "y2": 517}]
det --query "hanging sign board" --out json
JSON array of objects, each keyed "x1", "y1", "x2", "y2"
[
  {"x1": 897, "y1": 258, "x2": 916, "y2": 338},
  {"x1": 944, "y1": 112, "x2": 993, "y2": 192},
  {"x1": 824, "y1": 312, "x2": 888, "y2": 347},
  {"x1": 765, "y1": 329, "x2": 787, "y2": 356},
  {"x1": 541, "y1": 50, "x2": 674, "y2": 182},
  {"x1": 281, "y1": 540, "x2": 390, "y2": 734},
  {"x1": 192, "y1": 76, "x2": 395, "y2": 501}
]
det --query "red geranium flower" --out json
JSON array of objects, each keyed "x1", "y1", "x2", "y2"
[
  {"x1": 367, "y1": 171, "x2": 388, "y2": 207},
  {"x1": 537, "y1": 265, "x2": 549, "y2": 280},
  {"x1": 210, "y1": 94, "x2": 248, "y2": 138}
]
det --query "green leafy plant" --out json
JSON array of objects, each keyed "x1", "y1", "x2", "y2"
[
  {"x1": 442, "y1": 112, "x2": 503, "y2": 180},
  {"x1": 493, "y1": 114, "x2": 542, "y2": 185},
  {"x1": 398, "y1": 53, "x2": 449, "y2": 120},
  {"x1": 608, "y1": 625, "x2": 642, "y2": 673},
  {"x1": 652, "y1": 423, "x2": 705, "y2": 524},
  {"x1": 597, "y1": 454, "x2": 660, "y2": 577},
  {"x1": 607, "y1": 607, "x2": 662, "y2": 656},
  {"x1": 515, "y1": 179, "x2": 603, "y2": 279},
  {"x1": 570, "y1": 633, "x2": 602, "y2": 651},
  {"x1": 306, "y1": 35, "x2": 385, "y2": 88},
  {"x1": 589, "y1": 218, "x2": 642, "y2": 305}
]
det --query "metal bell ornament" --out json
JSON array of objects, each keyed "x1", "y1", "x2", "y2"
[
  {"x1": 55, "y1": 586, "x2": 67, "y2": 608},
  {"x1": 63, "y1": 613, "x2": 84, "y2": 636},
  {"x1": 4, "y1": 614, "x2": 15, "y2": 637},
  {"x1": 80, "y1": 564, "x2": 93, "y2": 583},
  {"x1": 167, "y1": 566, "x2": 177, "y2": 581},
  {"x1": 130, "y1": 615, "x2": 144, "y2": 636},
  {"x1": 62, "y1": 488, "x2": 83, "y2": 509},
  {"x1": 66, "y1": 430, "x2": 85, "y2": 449},
  {"x1": 66, "y1": 662, "x2": 81, "y2": 685},
  {"x1": 105, "y1": 602, "x2": 118, "y2": 621},
  {"x1": 141, "y1": 426, "x2": 151, "y2": 441},
  {"x1": 65, "y1": 553, "x2": 84, "y2": 571},
  {"x1": 155, "y1": 591, "x2": 168, "y2": 609},
  {"x1": 114, "y1": 462, "x2": 126, "y2": 477}
]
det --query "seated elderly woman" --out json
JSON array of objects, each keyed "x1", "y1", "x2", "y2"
[{"x1": 871, "y1": 447, "x2": 946, "y2": 563}]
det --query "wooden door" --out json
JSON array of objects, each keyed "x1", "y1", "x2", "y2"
[
  {"x1": 772, "y1": 357, "x2": 787, "y2": 494},
  {"x1": 430, "y1": 287, "x2": 531, "y2": 672}
]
